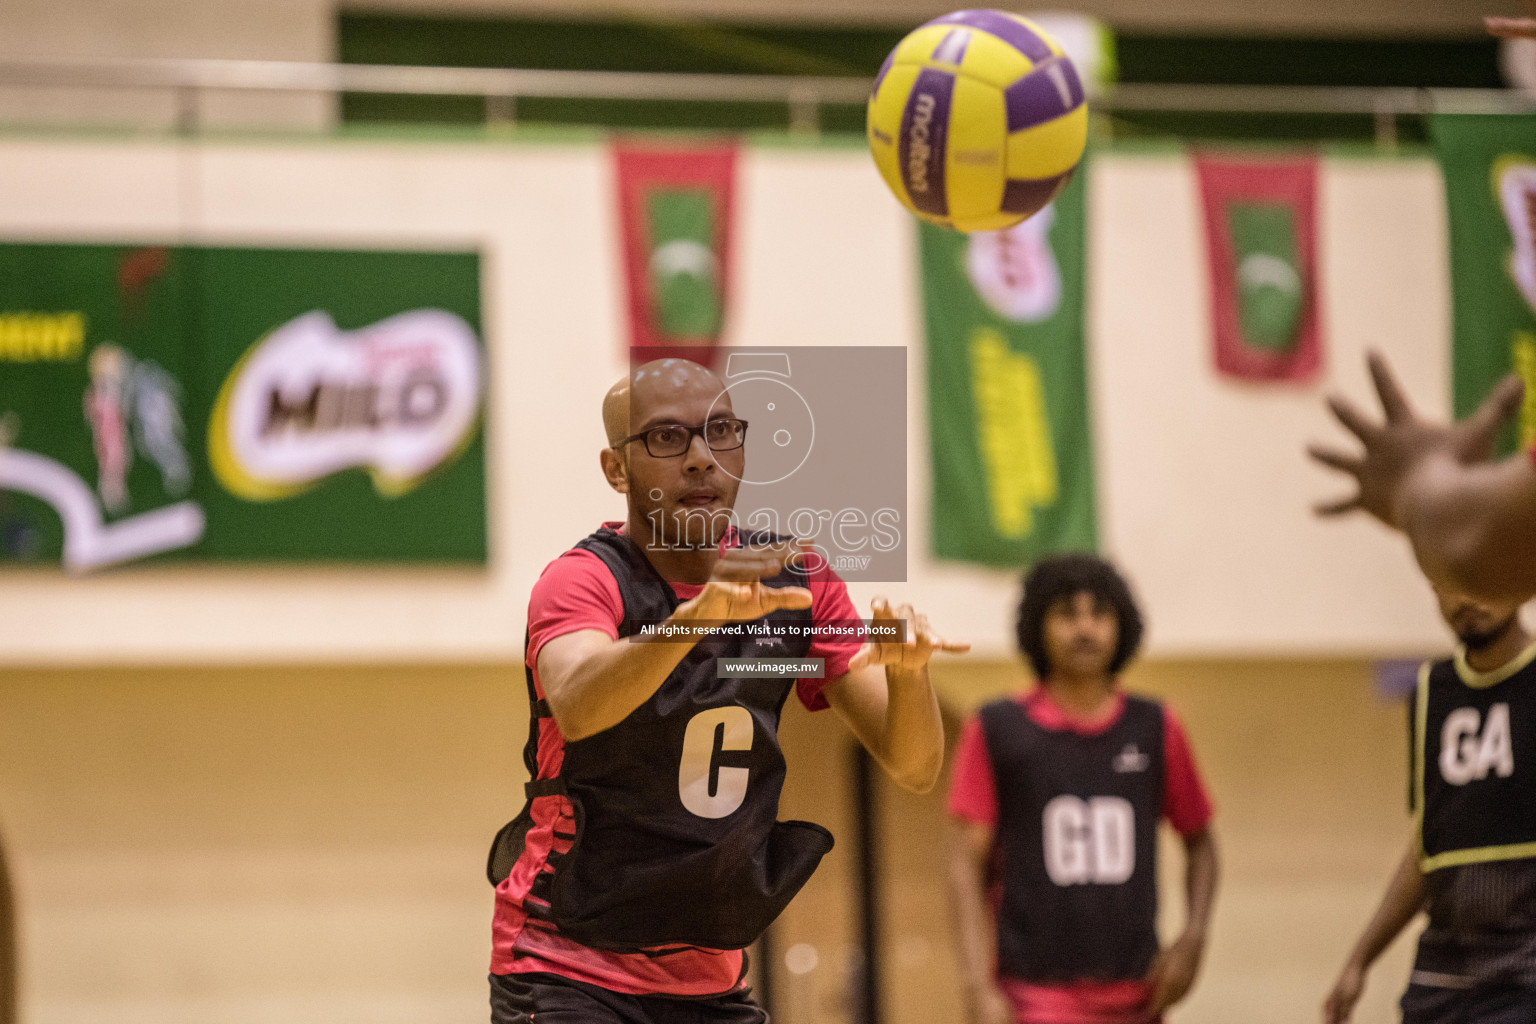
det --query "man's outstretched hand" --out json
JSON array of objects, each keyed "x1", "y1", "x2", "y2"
[
  {"x1": 688, "y1": 540, "x2": 814, "y2": 622},
  {"x1": 1308, "y1": 351, "x2": 1525, "y2": 527},
  {"x1": 848, "y1": 596, "x2": 971, "y2": 674}
]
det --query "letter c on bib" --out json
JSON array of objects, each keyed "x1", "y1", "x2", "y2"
[{"x1": 678, "y1": 705, "x2": 754, "y2": 819}]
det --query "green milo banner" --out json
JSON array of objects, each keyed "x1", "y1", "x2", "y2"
[
  {"x1": 0, "y1": 243, "x2": 485, "y2": 571},
  {"x1": 920, "y1": 168, "x2": 1096, "y2": 566},
  {"x1": 1431, "y1": 114, "x2": 1536, "y2": 452}
]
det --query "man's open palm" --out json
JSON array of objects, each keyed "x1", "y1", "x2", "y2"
[
  {"x1": 694, "y1": 542, "x2": 812, "y2": 621},
  {"x1": 1309, "y1": 351, "x2": 1524, "y2": 525},
  {"x1": 848, "y1": 596, "x2": 971, "y2": 672}
]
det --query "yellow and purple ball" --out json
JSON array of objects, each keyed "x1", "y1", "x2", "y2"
[{"x1": 867, "y1": 9, "x2": 1088, "y2": 233}]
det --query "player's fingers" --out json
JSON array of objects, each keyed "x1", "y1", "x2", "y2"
[
  {"x1": 757, "y1": 551, "x2": 798, "y2": 579},
  {"x1": 779, "y1": 537, "x2": 812, "y2": 570},
  {"x1": 1326, "y1": 394, "x2": 1378, "y2": 443},
  {"x1": 762, "y1": 586, "x2": 813, "y2": 611},
  {"x1": 1313, "y1": 494, "x2": 1361, "y2": 517},
  {"x1": 1366, "y1": 350, "x2": 1415, "y2": 424},
  {"x1": 718, "y1": 547, "x2": 794, "y2": 580},
  {"x1": 913, "y1": 619, "x2": 940, "y2": 655},
  {"x1": 1307, "y1": 443, "x2": 1363, "y2": 476},
  {"x1": 793, "y1": 539, "x2": 828, "y2": 575},
  {"x1": 921, "y1": 632, "x2": 968, "y2": 655},
  {"x1": 847, "y1": 643, "x2": 879, "y2": 671},
  {"x1": 1462, "y1": 374, "x2": 1526, "y2": 457},
  {"x1": 739, "y1": 543, "x2": 798, "y2": 573},
  {"x1": 706, "y1": 581, "x2": 748, "y2": 617}
]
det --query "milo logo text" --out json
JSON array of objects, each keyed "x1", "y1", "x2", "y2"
[
  {"x1": 906, "y1": 92, "x2": 936, "y2": 195},
  {"x1": 263, "y1": 370, "x2": 449, "y2": 437},
  {"x1": 210, "y1": 309, "x2": 482, "y2": 501}
]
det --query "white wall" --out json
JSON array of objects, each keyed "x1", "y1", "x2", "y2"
[
  {"x1": 1091, "y1": 154, "x2": 1452, "y2": 655},
  {"x1": 0, "y1": 135, "x2": 1453, "y2": 662}
]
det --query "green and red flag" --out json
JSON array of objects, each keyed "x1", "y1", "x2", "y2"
[
  {"x1": 920, "y1": 166, "x2": 1096, "y2": 567},
  {"x1": 1194, "y1": 153, "x2": 1323, "y2": 383},
  {"x1": 613, "y1": 142, "x2": 738, "y2": 368},
  {"x1": 1430, "y1": 114, "x2": 1536, "y2": 452}
]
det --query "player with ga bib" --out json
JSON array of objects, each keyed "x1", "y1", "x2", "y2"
[
  {"x1": 486, "y1": 358, "x2": 967, "y2": 1024},
  {"x1": 1325, "y1": 585, "x2": 1536, "y2": 1024},
  {"x1": 946, "y1": 554, "x2": 1218, "y2": 1024}
]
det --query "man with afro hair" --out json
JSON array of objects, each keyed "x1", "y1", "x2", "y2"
[{"x1": 946, "y1": 554, "x2": 1219, "y2": 1024}]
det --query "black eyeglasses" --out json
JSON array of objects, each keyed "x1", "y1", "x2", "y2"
[{"x1": 618, "y1": 418, "x2": 749, "y2": 458}]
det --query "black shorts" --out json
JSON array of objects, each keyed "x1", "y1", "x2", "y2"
[
  {"x1": 1401, "y1": 980, "x2": 1536, "y2": 1024},
  {"x1": 489, "y1": 971, "x2": 769, "y2": 1024}
]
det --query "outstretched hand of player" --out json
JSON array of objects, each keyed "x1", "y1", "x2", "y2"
[
  {"x1": 847, "y1": 596, "x2": 970, "y2": 674},
  {"x1": 688, "y1": 540, "x2": 813, "y2": 622},
  {"x1": 1144, "y1": 931, "x2": 1204, "y2": 1015},
  {"x1": 1322, "y1": 960, "x2": 1366, "y2": 1024},
  {"x1": 1308, "y1": 350, "x2": 1525, "y2": 526}
]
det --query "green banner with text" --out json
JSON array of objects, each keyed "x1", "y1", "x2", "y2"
[
  {"x1": 1431, "y1": 114, "x2": 1536, "y2": 452},
  {"x1": 921, "y1": 168, "x2": 1096, "y2": 566},
  {"x1": 0, "y1": 243, "x2": 485, "y2": 572}
]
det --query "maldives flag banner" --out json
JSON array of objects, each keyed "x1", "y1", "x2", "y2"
[
  {"x1": 1430, "y1": 114, "x2": 1536, "y2": 454},
  {"x1": 612, "y1": 142, "x2": 738, "y2": 368},
  {"x1": 920, "y1": 166, "x2": 1096, "y2": 567},
  {"x1": 1194, "y1": 153, "x2": 1323, "y2": 383}
]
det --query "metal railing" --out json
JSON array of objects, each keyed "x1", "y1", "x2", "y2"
[
  {"x1": 0, "y1": 57, "x2": 873, "y2": 135},
  {"x1": 0, "y1": 56, "x2": 1533, "y2": 141},
  {"x1": 1104, "y1": 83, "x2": 1536, "y2": 147}
]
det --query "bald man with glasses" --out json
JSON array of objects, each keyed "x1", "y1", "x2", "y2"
[{"x1": 486, "y1": 357, "x2": 966, "y2": 1024}]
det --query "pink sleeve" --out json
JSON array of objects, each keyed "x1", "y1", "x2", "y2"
[
  {"x1": 797, "y1": 560, "x2": 862, "y2": 711},
  {"x1": 946, "y1": 716, "x2": 999, "y2": 826},
  {"x1": 525, "y1": 550, "x2": 624, "y2": 692},
  {"x1": 1162, "y1": 707, "x2": 1215, "y2": 836}
]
